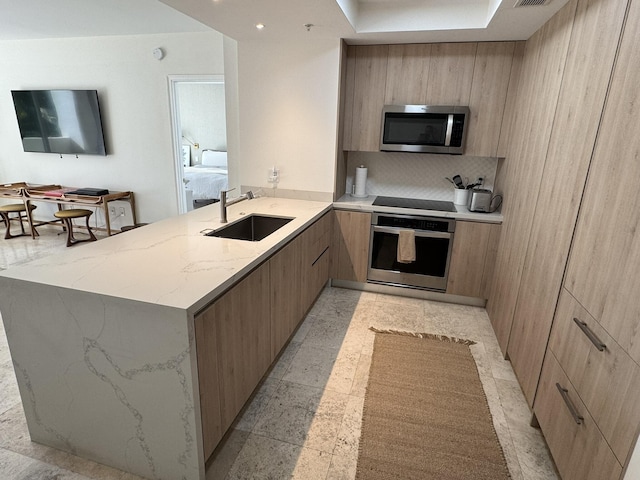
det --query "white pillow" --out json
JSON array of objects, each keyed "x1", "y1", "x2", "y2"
[{"x1": 201, "y1": 150, "x2": 227, "y2": 167}]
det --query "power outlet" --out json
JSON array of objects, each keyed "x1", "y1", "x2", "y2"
[
  {"x1": 119, "y1": 207, "x2": 126, "y2": 217},
  {"x1": 109, "y1": 206, "x2": 116, "y2": 216},
  {"x1": 267, "y1": 166, "x2": 279, "y2": 184}
]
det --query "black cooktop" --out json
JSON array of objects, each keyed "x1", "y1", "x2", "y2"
[{"x1": 372, "y1": 196, "x2": 456, "y2": 212}]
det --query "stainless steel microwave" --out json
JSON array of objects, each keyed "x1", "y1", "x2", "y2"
[{"x1": 380, "y1": 105, "x2": 470, "y2": 154}]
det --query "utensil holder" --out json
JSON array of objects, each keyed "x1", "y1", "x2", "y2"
[{"x1": 454, "y1": 189, "x2": 470, "y2": 206}]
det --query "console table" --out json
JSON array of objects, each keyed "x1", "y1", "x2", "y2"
[{"x1": 0, "y1": 182, "x2": 137, "y2": 237}]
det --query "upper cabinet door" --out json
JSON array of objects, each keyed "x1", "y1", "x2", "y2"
[
  {"x1": 384, "y1": 44, "x2": 432, "y2": 105},
  {"x1": 466, "y1": 42, "x2": 516, "y2": 158},
  {"x1": 344, "y1": 45, "x2": 389, "y2": 152},
  {"x1": 425, "y1": 42, "x2": 477, "y2": 106}
]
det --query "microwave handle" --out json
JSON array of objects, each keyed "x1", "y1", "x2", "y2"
[{"x1": 444, "y1": 114, "x2": 454, "y2": 147}]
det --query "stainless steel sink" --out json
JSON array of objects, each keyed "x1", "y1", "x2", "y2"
[{"x1": 205, "y1": 214, "x2": 294, "y2": 241}]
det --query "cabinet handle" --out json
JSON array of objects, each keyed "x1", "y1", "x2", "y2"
[
  {"x1": 312, "y1": 246, "x2": 329, "y2": 266},
  {"x1": 573, "y1": 317, "x2": 607, "y2": 352},
  {"x1": 556, "y1": 383, "x2": 584, "y2": 425}
]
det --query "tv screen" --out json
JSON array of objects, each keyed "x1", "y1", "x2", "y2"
[{"x1": 11, "y1": 89, "x2": 107, "y2": 156}]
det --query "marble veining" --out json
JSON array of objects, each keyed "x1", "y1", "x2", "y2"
[{"x1": 82, "y1": 337, "x2": 195, "y2": 479}]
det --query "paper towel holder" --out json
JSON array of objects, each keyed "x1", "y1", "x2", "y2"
[{"x1": 351, "y1": 165, "x2": 369, "y2": 198}]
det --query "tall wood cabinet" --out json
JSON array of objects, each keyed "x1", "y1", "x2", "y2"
[
  {"x1": 487, "y1": 0, "x2": 629, "y2": 406},
  {"x1": 342, "y1": 42, "x2": 518, "y2": 157},
  {"x1": 531, "y1": 0, "x2": 640, "y2": 477}
]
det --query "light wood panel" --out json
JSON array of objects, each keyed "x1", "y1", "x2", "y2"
[
  {"x1": 346, "y1": 45, "x2": 389, "y2": 151},
  {"x1": 486, "y1": 0, "x2": 578, "y2": 358},
  {"x1": 300, "y1": 212, "x2": 331, "y2": 313},
  {"x1": 446, "y1": 221, "x2": 494, "y2": 298},
  {"x1": 341, "y1": 45, "x2": 357, "y2": 157},
  {"x1": 466, "y1": 42, "x2": 516, "y2": 157},
  {"x1": 496, "y1": 42, "x2": 525, "y2": 159},
  {"x1": 481, "y1": 224, "x2": 501, "y2": 300},
  {"x1": 425, "y1": 43, "x2": 476, "y2": 105},
  {"x1": 384, "y1": 44, "x2": 431, "y2": 105},
  {"x1": 270, "y1": 237, "x2": 303, "y2": 358},
  {"x1": 565, "y1": 0, "x2": 640, "y2": 366},
  {"x1": 194, "y1": 311, "x2": 222, "y2": 460},
  {"x1": 331, "y1": 210, "x2": 371, "y2": 283},
  {"x1": 534, "y1": 353, "x2": 623, "y2": 480},
  {"x1": 214, "y1": 262, "x2": 271, "y2": 429},
  {"x1": 505, "y1": 0, "x2": 628, "y2": 405},
  {"x1": 548, "y1": 289, "x2": 640, "y2": 464}
]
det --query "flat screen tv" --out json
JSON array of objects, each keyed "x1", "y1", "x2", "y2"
[{"x1": 11, "y1": 89, "x2": 107, "y2": 156}]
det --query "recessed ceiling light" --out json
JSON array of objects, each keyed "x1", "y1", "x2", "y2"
[{"x1": 256, "y1": 23, "x2": 265, "y2": 30}]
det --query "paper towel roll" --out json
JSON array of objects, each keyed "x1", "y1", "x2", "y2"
[{"x1": 353, "y1": 165, "x2": 368, "y2": 198}]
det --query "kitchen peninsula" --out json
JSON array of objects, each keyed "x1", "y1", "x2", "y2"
[{"x1": 0, "y1": 197, "x2": 332, "y2": 480}]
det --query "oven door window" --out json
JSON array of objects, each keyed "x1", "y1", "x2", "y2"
[{"x1": 370, "y1": 230, "x2": 449, "y2": 277}]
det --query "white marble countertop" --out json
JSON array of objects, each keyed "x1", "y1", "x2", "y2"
[
  {"x1": 0, "y1": 197, "x2": 332, "y2": 314},
  {"x1": 333, "y1": 194, "x2": 503, "y2": 223}
]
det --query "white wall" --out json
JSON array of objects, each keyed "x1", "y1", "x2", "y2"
[
  {"x1": 235, "y1": 38, "x2": 340, "y2": 199},
  {"x1": 0, "y1": 31, "x2": 225, "y2": 224}
]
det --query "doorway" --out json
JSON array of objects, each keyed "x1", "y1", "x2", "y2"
[{"x1": 168, "y1": 75, "x2": 227, "y2": 214}]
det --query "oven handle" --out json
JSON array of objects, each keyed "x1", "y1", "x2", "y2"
[{"x1": 372, "y1": 225, "x2": 452, "y2": 239}]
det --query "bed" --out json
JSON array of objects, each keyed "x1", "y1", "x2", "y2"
[{"x1": 183, "y1": 150, "x2": 228, "y2": 200}]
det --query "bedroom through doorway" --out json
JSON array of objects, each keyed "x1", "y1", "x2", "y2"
[{"x1": 168, "y1": 75, "x2": 228, "y2": 214}]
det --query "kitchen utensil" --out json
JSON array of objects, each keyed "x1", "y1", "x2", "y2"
[
  {"x1": 452, "y1": 175, "x2": 464, "y2": 189},
  {"x1": 445, "y1": 177, "x2": 456, "y2": 186}
]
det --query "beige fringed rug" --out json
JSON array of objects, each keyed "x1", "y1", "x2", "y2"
[{"x1": 356, "y1": 328, "x2": 510, "y2": 480}]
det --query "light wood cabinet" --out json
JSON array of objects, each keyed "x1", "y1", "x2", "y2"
[
  {"x1": 195, "y1": 261, "x2": 271, "y2": 459},
  {"x1": 488, "y1": 0, "x2": 628, "y2": 409},
  {"x1": 331, "y1": 210, "x2": 371, "y2": 283},
  {"x1": 467, "y1": 42, "x2": 516, "y2": 157},
  {"x1": 343, "y1": 45, "x2": 389, "y2": 152},
  {"x1": 526, "y1": 0, "x2": 640, "y2": 476},
  {"x1": 195, "y1": 213, "x2": 331, "y2": 459},
  {"x1": 194, "y1": 310, "x2": 223, "y2": 459},
  {"x1": 270, "y1": 212, "x2": 332, "y2": 360},
  {"x1": 534, "y1": 353, "x2": 623, "y2": 480},
  {"x1": 210, "y1": 262, "x2": 271, "y2": 431},
  {"x1": 446, "y1": 221, "x2": 499, "y2": 298},
  {"x1": 342, "y1": 41, "x2": 517, "y2": 157},
  {"x1": 270, "y1": 237, "x2": 303, "y2": 358},
  {"x1": 545, "y1": 289, "x2": 640, "y2": 465},
  {"x1": 564, "y1": 0, "x2": 640, "y2": 367},
  {"x1": 300, "y1": 212, "x2": 332, "y2": 310}
]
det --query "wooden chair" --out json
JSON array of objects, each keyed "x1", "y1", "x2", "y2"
[
  {"x1": 53, "y1": 209, "x2": 97, "y2": 247},
  {"x1": 0, "y1": 203, "x2": 37, "y2": 239}
]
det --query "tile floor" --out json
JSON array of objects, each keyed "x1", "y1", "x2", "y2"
[{"x1": 0, "y1": 225, "x2": 559, "y2": 479}]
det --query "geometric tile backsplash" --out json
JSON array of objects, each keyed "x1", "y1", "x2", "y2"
[{"x1": 346, "y1": 151, "x2": 499, "y2": 202}]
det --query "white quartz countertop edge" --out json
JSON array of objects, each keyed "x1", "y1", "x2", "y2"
[
  {"x1": 333, "y1": 195, "x2": 503, "y2": 223},
  {"x1": 0, "y1": 197, "x2": 332, "y2": 314}
]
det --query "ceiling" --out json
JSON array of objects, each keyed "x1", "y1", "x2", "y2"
[{"x1": 0, "y1": 0, "x2": 569, "y2": 44}]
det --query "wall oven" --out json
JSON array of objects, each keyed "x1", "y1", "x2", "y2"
[{"x1": 368, "y1": 213, "x2": 456, "y2": 291}]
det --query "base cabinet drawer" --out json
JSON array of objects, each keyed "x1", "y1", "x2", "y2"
[
  {"x1": 534, "y1": 353, "x2": 622, "y2": 480},
  {"x1": 549, "y1": 289, "x2": 640, "y2": 464}
]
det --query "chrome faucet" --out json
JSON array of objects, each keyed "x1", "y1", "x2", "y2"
[{"x1": 220, "y1": 188, "x2": 254, "y2": 223}]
